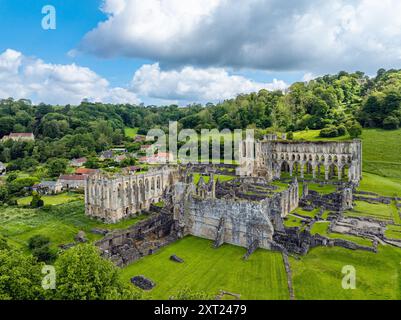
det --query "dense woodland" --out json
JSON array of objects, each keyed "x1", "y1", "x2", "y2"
[{"x1": 0, "y1": 68, "x2": 400, "y2": 174}]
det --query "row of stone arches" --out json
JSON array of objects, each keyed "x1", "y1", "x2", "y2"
[{"x1": 276, "y1": 160, "x2": 354, "y2": 181}]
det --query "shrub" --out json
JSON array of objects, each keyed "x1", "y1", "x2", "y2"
[
  {"x1": 348, "y1": 122, "x2": 363, "y2": 138},
  {"x1": 383, "y1": 116, "x2": 400, "y2": 130},
  {"x1": 30, "y1": 192, "x2": 44, "y2": 208},
  {"x1": 28, "y1": 235, "x2": 50, "y2": 250},
  {"x1": 319, "y1": 126, "x2": 338, "y2": 138},
  {"x1": 337, "y1": 124, "x2": 347, "y2": 136}
]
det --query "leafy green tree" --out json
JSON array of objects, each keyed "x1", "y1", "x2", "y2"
[
  {"x1": 383, "y1": 116, "x2": 400, "y2": 129},
  {"x1": 30, "y1": 192, "x2": 44, "y2": 208},
  {"x1": 46, "y1": 158, "x2": 68, "y2": 177},
  {"x1": 53, "y1": 244, "x2": 142, "y2": 300},
  {"x1": 0, "y1": 248, "x2": 45, "y2": 300},
  {"x1": 348, "y1": 122, "x2": 363, "y2": 138}
]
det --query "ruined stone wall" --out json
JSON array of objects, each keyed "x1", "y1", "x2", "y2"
[
  {"x1": 95, "y1": 211, "x2": 177, "y2": 266},
  {"x1": 238, "y1": 139, "x2": 362, "y2": 183},
  {"x1": 85, "y1": 167, "x2": 178, "y2": 223},
  {"x1": 178, "y1": 179, "x2": 299, "y2": 250}
]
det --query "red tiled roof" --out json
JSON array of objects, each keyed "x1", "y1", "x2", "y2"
[{"x1": 75, "y1": 168, "x2": 98, "y2": 175}]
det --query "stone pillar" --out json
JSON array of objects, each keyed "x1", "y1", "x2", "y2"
[
  {"x1": 300, "y1": 163, "x2": 304, "y2": 179},
  {"x1": 324, "y1": 165, "x2": 329, "y2": 181},
  {"x1": 312, "y1": 165, "x2": 317, "y2": 179},
  {"x1": 337, "y1": 166, "x2": 342, "y2": 181}
]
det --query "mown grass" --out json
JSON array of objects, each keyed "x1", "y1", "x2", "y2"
[
  {"x1": 17, "y1": 192, "x2": 83, "y2": 206},
  {"x1": 358, "y1": 172, "x2": 401, "y2": 197},
  {"x1": 385, "y1": 225, "x2": 401, "y2": 240},
  {"x1": 124, "y1": 127, "x2": 139, "y2": 138},
  {"x1": 0, "y1": 201, "x2": 146, "y2": 251},
  {"x1": 192, "y1": 173, "x2": 235, "y2": 184},
  {"x1": 120, "y1": 236, "x2": 289, "y2": 300},
  {"x1": 309, "y1": 221, "x2": 372, "y2": 247},
  {"x1": 345, "y1": 201, "x2": 395, "y2": 222},
  {"x1": 290, "y1": 245, "x2": 401, "y2": 300}
]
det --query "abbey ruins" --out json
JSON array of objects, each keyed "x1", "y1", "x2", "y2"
[{"x1": 85, "y1": 136, "x2": 363, "y2": 266}]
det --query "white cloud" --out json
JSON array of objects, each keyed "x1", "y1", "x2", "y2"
[
  {"x1": 0, "y1": 49, "x2": 139, "y2": 105},
  {"x1": 80, "y1": 0, "x2": 401, "y2": 73},
  {"x1": 131, "y1": 63, "x2": 287, "y2": 103}
]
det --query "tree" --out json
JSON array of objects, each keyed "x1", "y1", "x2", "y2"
[
  {"x1": 0, "y1": 248, "x2": 45, "y2": 300},
  {"x1": 46, "y1": 158, "x2": 67, "y2": 177},
  {"x1": 348, "y1": 122, "x2": 363, "y2": 138},
  {"x1": 53, "y1": 244, "x2": 141, "y2": 300},
  {"x1": 383, "y1": 116, "x2": 400, "y2": 129},
  {"x1": 30, "y1": 192, "x2": 44, "y2": 208},
  {"x1": 28, "y1": 235, "x2": 57, "y2": 263}
]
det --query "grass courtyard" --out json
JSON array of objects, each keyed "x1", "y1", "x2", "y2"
[
  {"x1": 0, "y1": 201, "x2": 147, "y2": 251},
  {"x1": 120, "y1": 236, "x2": 289, "y2": 300},
  {"x1": 17, "y1": 192, "x2": 83, "y2": 206}
]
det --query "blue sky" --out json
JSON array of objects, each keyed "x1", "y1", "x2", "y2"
[{"x1": 1, "y1": 0, "x2": 401, "y2": 105}]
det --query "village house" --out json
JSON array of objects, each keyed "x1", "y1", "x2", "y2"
[
  {"x1": 122, "y1": 165, "x2": 141, "y2": 174},
  {"x1": 114, "y1": 154, "x2": 128, "y2": 163},
  {"x1": 75, "y1": 168, "x2": 99, "y2": 176},
  {"x1": 32, "y1": 181, "x2": 63, "y2": 195},
  {"x1": 1, "y1": 133, "x2": 35, "y2": 142},
  {"x1": 134, "y1": 135, "x2": 146, "y2": 142},
  {"x1": 58, "y1": 175, "x2": 86, "y2": 189},
  {"x1": 139, "y1": 152, "x2": 174, "y2": 164},
  {"x1": 70, "y1": 157, "x2": 87, "y2": 167},
  {"x1": 99, "y1": 150, "x2": 114, "y2": 161}
]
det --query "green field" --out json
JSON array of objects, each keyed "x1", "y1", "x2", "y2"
[
  {"x1": 345, "y1": 201, "x2": 396, "y2": 222},
  {"x1": 120, "y1": 236, "x2": 289, "y2": 300},
  {"x1": 17, "y1": 193, "x2": 83, "y2": 206},
  {"x1": 290, "y1": 246, "x2": 401, "y2": 300},
  {"x1": 0, "y1": 201, "x2": 147, "y2": 250},
  {"x1": 385, "y1": 225, "x2": 401, "y2": 240},
  {"x1": 124, "y1": 127, "x2": 139, "y2": 138}
]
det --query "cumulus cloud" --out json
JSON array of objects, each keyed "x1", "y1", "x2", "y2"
[
  {"x1": 0, "y1": 49, "x2": 139, "y2": 105},
  {"x1": 131, "y1": 63, "x2": 287, "y2": 103},
  {"x1": 80, "y1": 0, "x2": 401, "y2": 73}
]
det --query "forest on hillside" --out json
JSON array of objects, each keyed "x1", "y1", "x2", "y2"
[{"x1": 0, "y1": 68, "x2": 400, "y2": 170}]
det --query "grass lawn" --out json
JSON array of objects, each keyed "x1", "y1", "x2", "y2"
[
  {"x1": 310, "y1": 222, "x2": 330, "y2": 235},
  {"x1": 284, "y1": 215, "x2": 305, "y2": 228},
  {"x1": 120, "y1": 236, "x2": 289, "y2": 300},
  {"x1": 385, "y1": 225, "x2": 401, "y2": 240},
  {"x1": 192, "y1": 173, "x2": 235, "y2": 184},
  {"x1": 345, "y1": 201, "x2": 395, "y2": 222},
  {"x1": 0, "y1": 201, "x2": 147, "y2": 251},
  {"x1": 290, "y1": 245, "x2": 401, "y2": 300},
  {"x1": 308, "y1": 183, "x2": 337, "y2": 195},
  {"x1": 292, "y1": 208, "x2": 320, "y2": 219},
  {"x1": 359, "y1": 172, "x2": 401, "y2": 197},
  {"x1": 124, "y1": 127, "x2": 139, "y2": 139},
  {"x1": 309, "y1": 221, "x2": 372, "y2": 247},
  {"x1": 17, "y1": 192, "x2": 83, "y2": 206}
]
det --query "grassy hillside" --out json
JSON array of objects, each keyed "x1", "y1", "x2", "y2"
[
  {"x1": 290, "y1": 246, "x2": 401, "y2": 300},
  {"x1": 121, "y1": 236, "x2": 289, "y2": 300},
  {"x1": 0, "y1": 201, "x2": 147, "y2": 250},
  {"x1": 294, "y1": 128, "x2": 401, "y2": 179}
]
